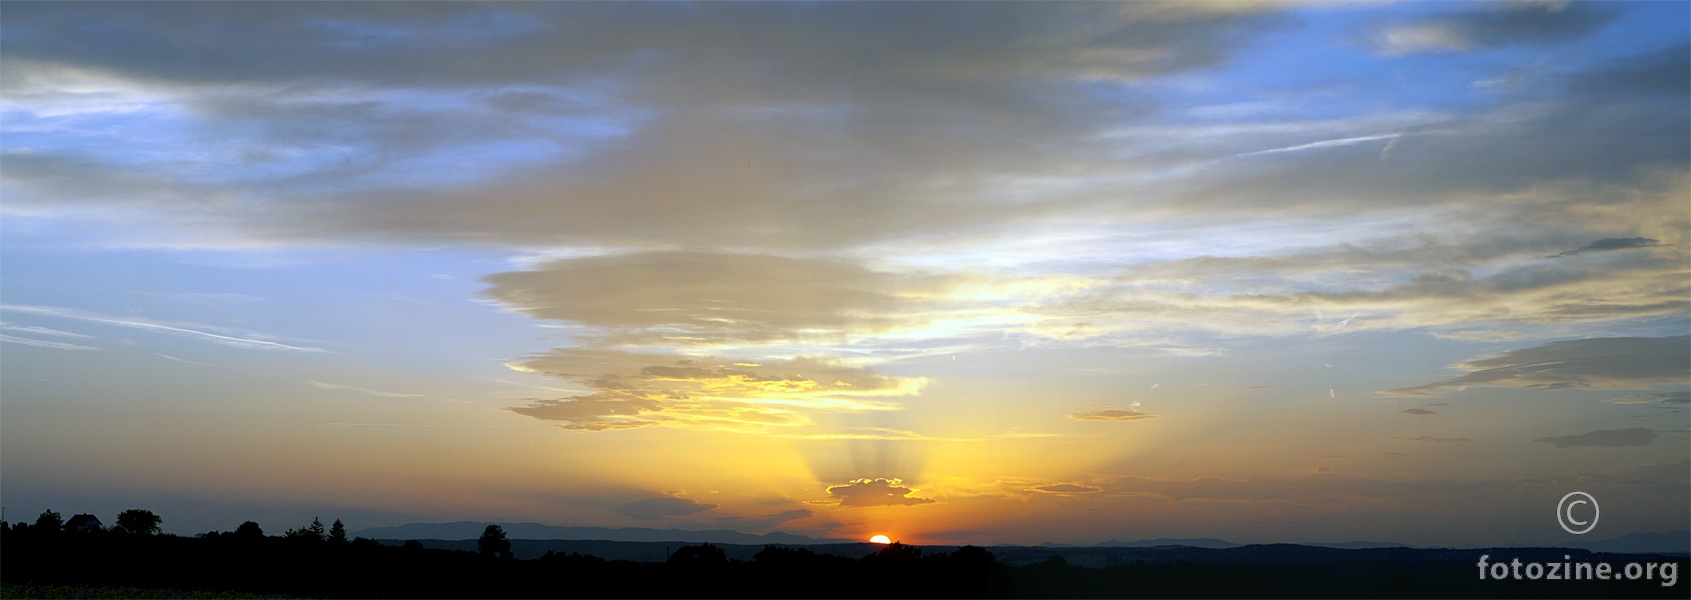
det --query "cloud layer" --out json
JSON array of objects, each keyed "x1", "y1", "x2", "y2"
[{"x1": 1382, "y1": 336, "x2": 1690, "y2": 397}]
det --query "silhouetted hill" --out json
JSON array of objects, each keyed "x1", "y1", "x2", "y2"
[
  {"x1": 1567, "y1": 531, "x2": 1690, "y2": 556},
  {"x1": 1095, "y1": 538, "x2": 1241, "y2": 549},
  {"x1": 351, "y1": 521, "x2": 852, "y2": 545},
  {"x1": 1301, "y1": 541, "x2": 1417, "y2": 550}
]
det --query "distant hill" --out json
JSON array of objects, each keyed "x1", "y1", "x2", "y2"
[
  {"x1": 1094, "y1": 538, "x2": 1241, "y2": 549},
  {"x1": 1299, "y1": 541, "x2": 1417, "y2": 549},
  {"x1": 1566, "y1": 530, "x2": 1690, "y2": 556},
  {"x1": 351, "y1": 521, "x2": 854, "y2": 545}
]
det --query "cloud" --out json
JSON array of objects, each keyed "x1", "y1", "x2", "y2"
[
  {"x1": 1399, "y1": 408, "x2": 1437, "y2": 416},
  {"x1": 0, "y1": 334, "x2": 102, "y2": 351},
  {"x1": 713, "y1": 509, "x2": 813, "y2": 531},
  {"x1": 1069, "y1": 408, "x2": 1160, "y2": 422},
  {"x1": 1608, "y1": 392, "x2": 1691, "y2": 406},
  {"x1": 1534, "y1": 428, "x2": 1659, "y2": 448},
  {"x1": 619, "y1": 497, "x2": 718, "y2": 521},
  {"x1": 1370, "y1": 2, "x2": 1623, "y2": 56},
  {"x1": 1381, "y1": 337, "x2": 1690, "y2": 397},
  {"x1": 0, "y1": 323, "x2": 92, "y2": 338},
  {"x1": 0, "y1": 305, "x2": 324, "y2": 352},
  {"x1": 826, "y1": 478, "x2": 934, "y2": 507},
  {"x1": 481, "y1": 252, "x2": 922, "y2": 346},
  {"x1": 503, "y1": 350, "x2": 922, "y2": 433},
  {"x1": 1397, "y1": 436, "x2": 1472, "y2": 443},
  {"x1": 309, "y1": 381, "x2": 424, "y2": 399},
  {"x1": 1032, "y1": 483, "x2": 1102, "y2": 495},
  {"x1": 0, "y1": 2, "x2": 1288, "y2": 251},
  {"x1": 1550, "y1": 237, "x2": 1663, "y2": 258}
]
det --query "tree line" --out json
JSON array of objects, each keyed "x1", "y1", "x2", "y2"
[{"x1": 3, "y1": 510, "x2": 1685, "y2": 598}]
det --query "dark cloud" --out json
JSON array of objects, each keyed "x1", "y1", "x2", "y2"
[
  {"x1": 481, "y1": 252, "x2": 919, "y2": 345},
  {"x1": 1534, "y1": 428, "x2": 1659, "y2": 448},
  {"x1": 1, "y1": 2, "x2": 1290, "y2": 250},
  {"x1": 1608, "y1": 391, "x2": 1691, "y2": 406},
  {"x1": 713, "y1": 509, "x2": 812, "y2": 531},
  {"x1": 1069, "y1": 408, "x2": 1160, "y2": 422},
  {"x1": 1371, "y1": 2, "x2": 1623, "y2": 55},
  {"x1": 1032, "y1": 483, "x2": 1101, "y2": 495},
  {"x1": 504, "y1": 393, "x2": 663, "y2": 432},
  {"x1": 1550, "y1": 237, "x2": 1662, "y2": 258},
  {"x1": 619, "y1": 497, "x2": 718, "y2": 521},
  {"x1": 826, "y1": 478, "x2": 934, "y2": 507},
  {"x1": 1399, "y1": 408, "x2": 1437, "y2": 416},
  {"x1": 1381, "y1": 336, "x2": 1691, "y2": 397}
]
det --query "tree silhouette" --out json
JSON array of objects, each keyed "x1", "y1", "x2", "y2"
[
  {"x1": 477, "y1": 524, "x2": 511, "y2": 559},
  {"x1": 328, "y1": 519, "x2": 348, "y2": 544},
  {"x1": 667, "y1": 543, "x2": 727, "y2": 567},
  {"x1": 233, "y1": 521, "x2": 264, "y2": 538},
  {"x1": 115, "y1": 509, "x2": 162, "y2": 535},
  {"x1": 34, "y1": 510, "x2": 62, "y2": 533},
  {"x1": 284, "y1": 517, "x2": 327, "y2": 542}
]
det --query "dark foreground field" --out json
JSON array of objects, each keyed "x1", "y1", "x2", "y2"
[{"x1": 2, "y1": 527, "x2": 1684, "y2": 598}]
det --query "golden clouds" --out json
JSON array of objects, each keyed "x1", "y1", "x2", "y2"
[
  {"x1": 826, "y1": 478, "x2": 934, "y2": 507},
  {"x1": 505, "y1": 350, "x2": 924, "y2": 432},
  {"x1": 1069, "y1": 408, "x2": 1160, "y2": 421}
]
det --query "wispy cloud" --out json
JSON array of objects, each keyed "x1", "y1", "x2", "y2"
[
  {"x1": 1237, "y1": 133, "x2": 1402, "y2": 157},
  {"x1": 1534, "y1": 428, "x2": 1660, "y2": 448},
  {"x1": 619, "y1": 497, "x2": 718, "y2": 521},
  {"x1": 1381, "y1": 336, "x2": 1690, "y2": 397},
  {"x1": 1070, "y1": 408, "x2": 1160, "y2": 421},
  {"x1": 0, "y1": 305, "x2": 324, "y2": 352},
  {"x1": 0, "y1": 322, "x2": 93, "y2": 338},
  {"x1": 0, "y1": 334, "x2": 102, "y2": 351},
  {"x1": 309, "y1": 381, "x2": 424, "y2": 399}
]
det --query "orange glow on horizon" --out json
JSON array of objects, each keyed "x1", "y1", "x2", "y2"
[{"x1": 869, "y1": 535, "x2": 892, "y2": 544}]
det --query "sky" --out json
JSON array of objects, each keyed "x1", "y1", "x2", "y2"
[{"x1": 1, "y1": 1, "x2": 1687, "y2": 547}]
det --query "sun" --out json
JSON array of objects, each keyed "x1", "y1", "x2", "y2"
[{"x1": 869, "y1": 535, "x2": 892, "y2": 544}]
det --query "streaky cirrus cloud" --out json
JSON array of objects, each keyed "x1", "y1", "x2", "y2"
[
  {"x1": 1608, "y1": 391, "x2": 1691, "y2": 406},
  {"x1": 309, "y1": 381, "x2": 425, "y2": 399},
  {"x1": 0, "y1": 333, "x2": 102, "y2": 351},
  {"x1": 1032, "y1": 483, "x2": 1102, "y2": 495},
  {"x1": 1549, "y1": 237, "x2": 1663, "y2": 258},
  {"x1": 0, "y1": 305, "x2": 325, "y2": 352},
  {"x1": 1380, "y1": 336, "x2": 1691, "y2": 397},
  {"x1": 1534, "y1": 428, "x2": 1660, "y2": 448},
  {"x1": 1069, "y1": 408, "x2": 1160, "y2": 422}
]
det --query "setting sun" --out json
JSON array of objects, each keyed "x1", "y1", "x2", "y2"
[{"x1": 869, "y1": 535, "x2": 892, "y2": 545}]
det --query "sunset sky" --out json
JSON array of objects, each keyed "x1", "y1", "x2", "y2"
[{"x1": 2, "y1": 1, "x2": 1687, "y2": 546}]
